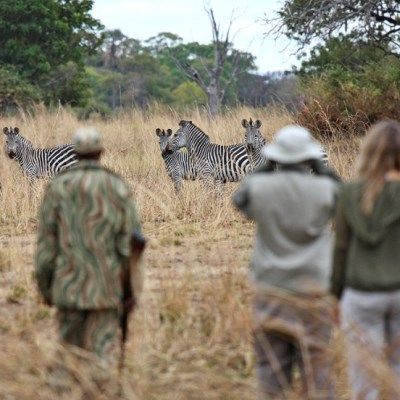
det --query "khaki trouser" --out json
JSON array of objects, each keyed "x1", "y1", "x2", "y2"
[
  {"x1": 341, "y1": 288, "x2": 400, "y2": 400},
  {"x1": 253, "y1": 291, "x2": 335, "y2": 400},
  {"x1": 57, "y1": 309, "x2": 120, "y2": 366}
]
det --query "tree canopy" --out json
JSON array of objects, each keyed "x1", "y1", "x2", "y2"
[
  {"x1": 268, "y1": 0, "x2": 400, "y2": 57},
  {"x1": 0, "y1": 2, "x2": 300, "y2": 115},
  {"x1": 0, "y1": 0, "x2": 103, "y2": 108},
  {"x1": 267, "y1": 0, "x2": 400, "y2": 135}
]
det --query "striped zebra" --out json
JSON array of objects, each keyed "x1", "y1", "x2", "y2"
[
  {"x1": 242, "y1": 118, "x2": 268, "y2": 170},
  {"x1": 3, "y1": 126, "x2": 77, "y2": 181},
  {"x1": 167, "y1": 120, "x2": 251, "y2": 187},
  {"x1": 242, "y1": 119, "x2": 329, "y2": 171},
  {"x1": 156, "y1": 128, "x2": 197, "y2": 191}
]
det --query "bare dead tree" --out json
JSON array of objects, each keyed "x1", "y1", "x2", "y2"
[
  {"x1": 173, "y1": 8, "x2": 246, "y2": 116},
  {"x1": 264, "y1": 0, "x2": 400, "y2": 57}
]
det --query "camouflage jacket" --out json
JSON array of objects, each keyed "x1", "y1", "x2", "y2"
[{"x1": 36, "y1": 160, "x2": 141, "y2": 309}]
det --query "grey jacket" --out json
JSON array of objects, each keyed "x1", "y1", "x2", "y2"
[{"x1": 233, "y1": 168, "x2": 338, "y2": 295}]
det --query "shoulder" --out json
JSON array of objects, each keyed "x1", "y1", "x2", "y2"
[
  {"x1": 102, "y1": 167, "x2": 132, "y2": 197},
  {"x1": 313, "y1": 174, "x2": 341, "y2": 189},
  {"x1": 242, "y1": 172, "x2": 273, "y2": 190}
]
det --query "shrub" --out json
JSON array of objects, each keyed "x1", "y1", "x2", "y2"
[{"x1": 296, "y1": 37, "x2": 400, "y2": 137}]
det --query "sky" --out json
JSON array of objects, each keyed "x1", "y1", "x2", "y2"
[{"x1": 91, "y1": 0, "x2": 300, "y2": 74}]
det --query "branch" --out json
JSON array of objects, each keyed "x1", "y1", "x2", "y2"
[
  {"x1": 370, "y1": 10, "x2": 400, "y2": 26},
  {"x1": 219, "y1": 53, "x2": 246, "y2": 102},
  {"x1": 171, "y1": 53, "x2": 209, "y2": 93}
]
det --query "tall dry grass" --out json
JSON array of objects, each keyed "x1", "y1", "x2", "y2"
[{"x1": 0, "y1": 105, "x2": 391, "y2": 400}]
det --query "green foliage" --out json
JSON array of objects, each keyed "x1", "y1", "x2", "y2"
[
  {"x1": 0, "y1": 66, "x2": 40, "y2": 113},
  {"x1": 86, "y1": 30, "x2": 265, "y2": 110},
  {"x1": 275, "y1": 0, "x2": 400, "y2": 57},
  {"x1": 0, "y1": 0, "x2": 103, "y2": 107},
  {"x1": 45, "y1": 62, "x2": 91, "y2": 107},
  {"x1": 171, "y1": 82, "x2": 207, "y2": 106},
  {"x1": 296, "y1": 37, "x2": 400, "y2": 135},
  {"x1": 297, "y1": 35, "x2": 387, "y2": 75}
]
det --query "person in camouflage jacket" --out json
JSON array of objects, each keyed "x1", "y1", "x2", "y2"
[{"x1": 36, "y1": 127, "x2": 142, "y2": 364}]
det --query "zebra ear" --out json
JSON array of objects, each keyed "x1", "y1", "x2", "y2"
[
  {"x1": 14, "y1": 127, "x2": 19, "y2": 134},
  {"x1": 3, "y1": 127, "x2": 9, "y2": 135},
  {"x1": 166, "y1": 129, "x2": 172, "y2": 136},
  {"x1": 179, "y1": 120, "x2": 186, "y2": 127},
  {"x1": 241, "y1": 119, "x2": 248, "y2": 128},
  {"x1": 255, "y1": 120, "x2": 262, "y2": 128},
  {"x1": 156, "y1": 128, "x2": 162, "y2": 136}
]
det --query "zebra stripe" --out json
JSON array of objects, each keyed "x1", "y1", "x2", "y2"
[
  {"x1": 242, "y1": 118, "x2": 268, "y2": 171},
  {"x1": 242, "y1": 119, "x2": 329, "y2": 170},
  {"x1": 156, "y1": 128, "x2": 197, "y2": 191},
  {"x1": 3, "y1": 127, "x2": 78, "y2": 181},
  {"x1": 168, "y1": 121, "x2": 251, "y2": 185}
]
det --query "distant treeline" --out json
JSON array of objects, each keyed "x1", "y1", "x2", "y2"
[
  {"x1": 83, "y1": 30, "x2": 300, "y2": 116},
  {"x1": 0, "y1": 0, "x2": 299, "y2": 117}
]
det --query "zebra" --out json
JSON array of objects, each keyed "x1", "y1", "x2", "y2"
[
  {"x1": 242, "y1": 119, "x2": 329, "y2": 171},
  {"x1": 167, "y1": 120, "x2": 251, "y2": 187},
  {"x1": 241, "y1": 118, "x2": 267, "y2": 170},
  {"x1": 156, "y1": 127, "x2": 197, "y2": 191},
  {"x1": 3, "y1": 126, "x2": 77, "y2": 181}
]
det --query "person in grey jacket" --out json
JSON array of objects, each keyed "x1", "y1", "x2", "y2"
[
  {"x1": 233, "y1": 125, "x2": 339, "y2": 399},
  {"x1": 332, "y1": 119, "x2": 400, "y2": 400}
]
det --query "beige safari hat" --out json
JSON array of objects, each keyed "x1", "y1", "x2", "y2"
[
  {"x1": 73, "y1": 127, "x2": 103, "y2": 155},
  {"x1": 263, "y1": 125, "x2": 322, "y2": 164}
]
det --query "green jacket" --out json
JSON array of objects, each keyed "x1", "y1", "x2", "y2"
[
  {"x1": 36, "y1": 160, "x2": 141, "y2": 309},
  {"x1": 331, "y1": 180, "x2": 400, "y2": 299}
]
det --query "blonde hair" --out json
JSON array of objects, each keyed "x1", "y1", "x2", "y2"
[{"x1": 356, "y1": 119, "x2": 400, "y2": 214}]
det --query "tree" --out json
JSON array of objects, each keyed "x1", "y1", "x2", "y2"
[
  {"x1": 173, "y1": 8, "x2": 252, "y2": 116},
  {"x1": 0, "y1": 0, "x2": 103, "y2": 106},
  {"x1": 266, "y1": 0, "x2": 400, "y2": 57},
  {"x1": 171, "y1": 81, "x2": 207, "y2": 107},
  {"x1": 297, "y1": 34, "x2": 389, "y2": 75},
  {"x1": 101, "y1": 30, "x2": 128, "y2": 70},
  {"x1": 0, "y1": 67, "x2": 40, "y2": 113},
  {"x1": 85, "y1": 27, "x2": 267, "y2": 111}
]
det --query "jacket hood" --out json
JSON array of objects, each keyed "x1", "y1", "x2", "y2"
[{"x1": 343, "y1": 181, "x2": 400, "y2": 245}]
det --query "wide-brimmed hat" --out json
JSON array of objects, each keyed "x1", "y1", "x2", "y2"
[
  {"x1": 263, "y1": 125, "x2": 322, "y2": 164},
  {"x1": 73, "y1": 127, "x2": 103, "y2": 155}
]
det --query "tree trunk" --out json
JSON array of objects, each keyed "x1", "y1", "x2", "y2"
[{"x1": 207, "y1": 85, "x2": 220, "y2": 116}]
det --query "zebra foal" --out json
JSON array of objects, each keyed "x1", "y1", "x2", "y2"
[
  {"x1": 3, "y1": 126, "x2": 77, "y2": 181},
  {"x1": 156, "y1": 127, "x2": 196, "y2": 191},
  {"x1": 167, "y1": 120, "x2": 251, "y2": 187}
]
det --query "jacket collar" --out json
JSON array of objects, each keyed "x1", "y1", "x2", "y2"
[
  {"x1": 279, "y1": 163, "x2": 310, "y2": 173},
  {"x1": 73, "y1": 159, "x2": 102, "y2": 170}
]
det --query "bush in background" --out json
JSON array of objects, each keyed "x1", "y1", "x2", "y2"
[{"x1": 295, "y1": 36, "x2": 400, "y2": 137}]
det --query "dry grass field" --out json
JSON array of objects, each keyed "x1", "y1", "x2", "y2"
[{"x1": 0, "y1": 105, "x2": 377, "y2": 399}]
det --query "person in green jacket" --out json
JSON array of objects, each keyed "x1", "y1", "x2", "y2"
[
  {"x1": 332, "y1": 119, "x2": 400, "y2": 400},
  {"x1": 36, "y1": 128, "x2": 142, "y2": 365}
]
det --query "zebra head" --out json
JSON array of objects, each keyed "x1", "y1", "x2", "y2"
[
  {"x1": 3, "y1": 127, "x2": 21, "y2": 159},
  {"x1": 156, "y1": 128, "x2": 174, "y2": 156},
  {"x1": 167, "y1": 120, "x2": 192, "y2": 152},
  {"x1": 242, "y1": 118, "x2": 265, "y2": 153}
]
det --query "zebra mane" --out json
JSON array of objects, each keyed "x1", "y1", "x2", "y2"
[
  {"x1": 15, "y1": 129, "x2": 35, "y2": 148},
  {"x1": 179, "y1": 120, "x2": 210, "y2": 141}
]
